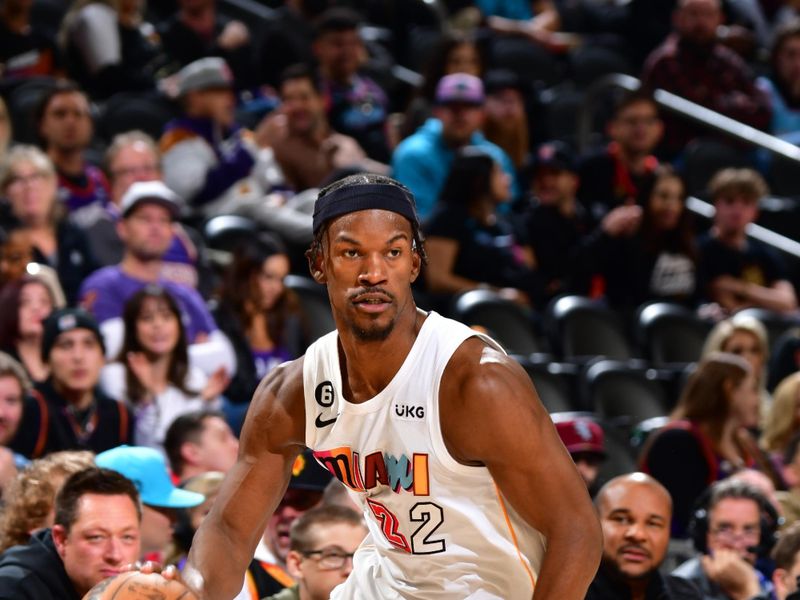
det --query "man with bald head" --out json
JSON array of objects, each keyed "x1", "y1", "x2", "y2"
[{"x1": 588, "y1": 473, "x2": 703, "y2": 599}]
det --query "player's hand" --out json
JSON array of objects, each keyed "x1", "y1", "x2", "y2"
[{"x1": 702, "y1": 550, "x2": 761, "y2": 600}]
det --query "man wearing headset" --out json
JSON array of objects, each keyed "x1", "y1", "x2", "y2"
[{"x1": 672, "y1": 479, "x2": 779, "y2": 600}]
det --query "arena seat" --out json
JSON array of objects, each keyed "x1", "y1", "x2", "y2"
[
  {"x1": 546, "y1": 295, "x2": 633, "y2": 362},
  {"x1": 96, "y1": 93, "x2": 177, "y2": 144},
  {"x1": 582, "y1": 359, "x2": 669, "y2": 424},
  {"x1": 6, "y1": 77, "x2": 58, "y2": 144},
  {"x1": 284, "y1": 274, "x2": 335, "y2": 342},
  {"x1": 636, "y1": 302, "x2": 712, "y2": 368},
  {"x1": 203, "y1": 215, "x2": 260, "y2": 253},
  {"x1": 450, "y1": 289, "x2": 544, "y2": 356},
  {"x1": 515, "y1": 357, "x2": 575, "y2": 413}
]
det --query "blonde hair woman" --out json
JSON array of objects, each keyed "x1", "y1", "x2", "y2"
[
  {"x1": 702, "y1": 313, "x2": 772, "y2": 421},
  {"x1": 763, "y1": 372, "x2": 800, "y2": 459},
  {"x1": 0, "y1": 451, "x2": 94, "y2": 553}
]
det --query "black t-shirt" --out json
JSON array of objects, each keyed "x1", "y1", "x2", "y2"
[
  {"x1": 523, "y1": 201, "x2": 593, "y2": 298},
  {"x1": 576, "y1": 229, "x2": 697, "y2": 310},
  {"x1": 696, "y1": 233, "x2": 788, "y2": 302},
  {"x1": 425, "y1": 204, "x2": 543, "y2": 303},
  {"x1": 0, "y1": 22, "x2": 60, "y2": 81},
  {"x1": 577, "y1": 150, "x2": 656, "y2": 220}
]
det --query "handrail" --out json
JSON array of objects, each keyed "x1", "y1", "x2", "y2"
[
  {"x1": 219, "y1": 0, "x2": 275, "y2": 20},
  {"x1": 577, "y1": 73, "x2": 800, "y2": 164},
  {"x1": 687, "y1": 196, "x2": 800, "y2": 259}
]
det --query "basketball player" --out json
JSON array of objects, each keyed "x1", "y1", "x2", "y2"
[{"x1": 183, "y1": 174, "x2": 602, "y2": 598}]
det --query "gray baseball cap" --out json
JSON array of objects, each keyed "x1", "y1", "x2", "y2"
[{"x1": 177, "y1": 57, "x2": 234, "y2": 97}]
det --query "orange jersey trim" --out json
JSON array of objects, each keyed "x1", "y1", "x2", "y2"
[{"x1": 494, "y1": 482, "x2": 537, "y2": 592}]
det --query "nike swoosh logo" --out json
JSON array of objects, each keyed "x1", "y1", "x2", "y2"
[{"x1": 315, "y1": 414, "x2": 338, "y2": 428}]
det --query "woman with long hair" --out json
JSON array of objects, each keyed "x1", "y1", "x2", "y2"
[
  {"x1": 0, "y1": 275, "x2": 62, "y2": 382},
  {"x1": 576, "y1": 164, "x2": 697, "y2": 311},
  {"x1": 424, "y1": 146, "x2": 542, "y2": 307},
  {"x1": 212, "y1": 233, "x2": 307, "y2": 406},
  {"x1": 640, "y1": 352, "x2": 781, "y2": 536},
  {"x1": 100, "y1": 285, "x2": 227, "y2": 453}
]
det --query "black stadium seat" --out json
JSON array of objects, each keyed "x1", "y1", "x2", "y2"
[
  {"x1": 546, "y1": 295, "x2": 633, "y2": 362},
  {"x1": 284, "y1": 274, "x2": 335, "y2": 343},
  {"x1": 96, "y1": 93, "x2": 176, "y2": 144},
  {"x1": 636, "y1": 302, "x2": 712, "y2": 368},
  {"x1": 6, "y1": 77, "x2": 58, "y2": 144},
  {"x1": 582, "y1": 359, "x2": 670, "y2": 425},
  {"x1": 203, "y1": 215, "x2": 260, "y2": 253},
  {"x1": 516, "y1": 358, "x2": 575, "y2": 413},
  {"x1": 450, "y1": 289, "x2": 543, "y2": 356}
]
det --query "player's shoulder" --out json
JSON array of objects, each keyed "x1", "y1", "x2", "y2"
[
  {"x1": 444, "y1": 336, "x2": 531, "y2": 399},
  {"x1": 246, "y1": 356, "x2": 307, "y2": 446}
]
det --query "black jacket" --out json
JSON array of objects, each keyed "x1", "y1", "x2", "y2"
[
  {"x1": 586, "y1": 564, "x2": 704, "y2": 600},
  {"x1": 10, "y1": 379, "x2": 132, "y2": 458},
  {"x1": 0, "y1": 529, "x2": 79, "y2": 600}
]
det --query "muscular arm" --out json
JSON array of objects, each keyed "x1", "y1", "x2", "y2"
[
  {"x1": 183, "y1": 359, "x2": 307, "y2": 599},
  {"x1": 440, "y1": 340, "x2": 602, "y2": 599}
]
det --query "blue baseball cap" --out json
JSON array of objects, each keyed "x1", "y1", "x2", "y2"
[{"x1": 96, "y1": 446, "x2": 205, "y2": 509}]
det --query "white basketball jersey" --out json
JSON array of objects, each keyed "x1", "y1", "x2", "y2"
[{"x1": 303, "y1": 311, "x2": 545, "y2": 599}]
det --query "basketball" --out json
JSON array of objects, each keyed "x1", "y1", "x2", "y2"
[{"x1": 82, "y1": 571, "x2": 198, "y2": 600}]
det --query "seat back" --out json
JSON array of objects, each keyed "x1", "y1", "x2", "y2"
[
  {"x1": 203, "y1": 215, "x2": 260, "y2": 253},
  {"x1": 547, "y1": 295, "x2": 632, "y2": 361},
  {"x1": 284, "y1": 275, "x2": 335, "y2": 343},
  {"x1": 517, "y1": 359, "x2": 574, "y2": 413},
  {"x1": 451, "y1": 290, "x2": 542, "y2": 355},
  {"x1": 6, "y1": 77, "x2": 58, "y2": 144},
  {"x1": 637, "y1": 302, "x2": 712, "y2": 367},
  {"x1": 96, "y1": 93, "x2": 176, "y2": 143},
  {"x1": 584, "y1": 359, "x2": 668, "y2": 424}
]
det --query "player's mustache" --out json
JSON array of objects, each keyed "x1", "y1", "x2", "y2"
[{"x1": 349, "y1": 287, "x2": 394, "y2": 302}]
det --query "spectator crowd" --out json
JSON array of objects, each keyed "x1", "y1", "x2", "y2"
[{"x1": 4, "y1": 0, "x2": 800, "y2": 598}]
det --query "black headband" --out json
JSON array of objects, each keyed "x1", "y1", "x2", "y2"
[{"x1": 312, "y1": 183, "x2": 419, "y2": 236}]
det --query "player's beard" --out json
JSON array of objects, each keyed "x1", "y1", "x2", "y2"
[{"x1": 349, "y1": 317, "x2": 395, "y2": 342}]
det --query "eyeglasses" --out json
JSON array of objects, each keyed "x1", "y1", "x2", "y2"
[
  {"x1": 7, "y1": 172, "x2": 48, "y2": 189},
  {"x1": 709, "y1": 524, "x2": 760, "y2": 545},
  {"x1": 302, "y1": 548, "x2": 355, "y2": 570}
]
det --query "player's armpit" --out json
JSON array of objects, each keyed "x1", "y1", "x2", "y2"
[
  {"x1": 439, "y1": 341, "x2": 602, "y2": 599},
  {"x1": 185, "y1": 358, "x2": 307, "y2": 600}
]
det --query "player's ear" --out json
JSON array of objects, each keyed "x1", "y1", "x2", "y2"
[
  {"x1": 307, "y1": 243, "x2": 327, "y2": 284},
  {"x1": 410, "y1": 244, "x2": 422, "y2": 283}
]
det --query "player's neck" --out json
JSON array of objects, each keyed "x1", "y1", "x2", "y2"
[{"x1": 337, "y1": 307, "x2": 425, "y2": 404}]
